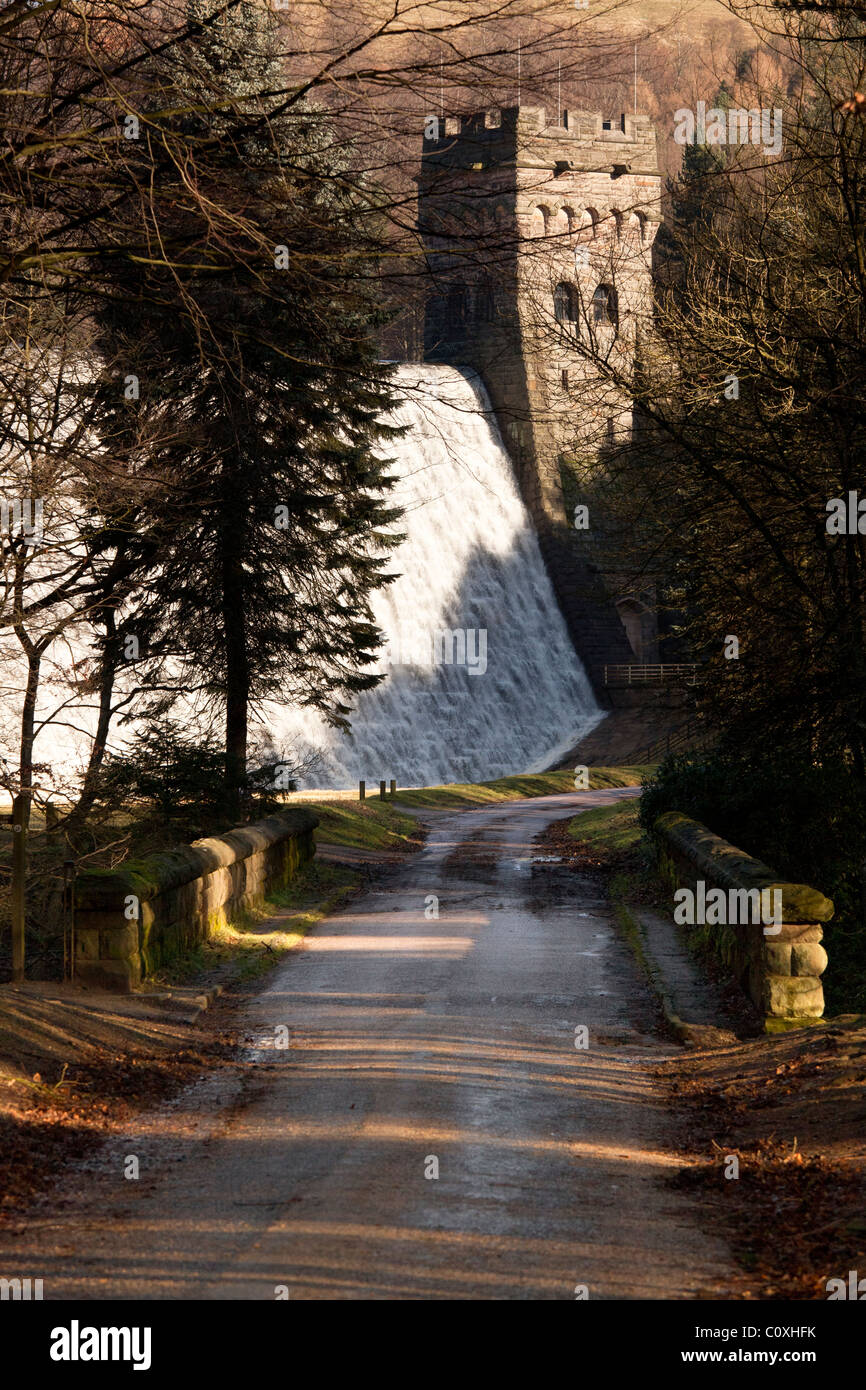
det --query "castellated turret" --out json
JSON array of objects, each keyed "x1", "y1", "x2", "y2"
[{"x1": 419, "y1": 105, "x2": 663, "y2": 687}]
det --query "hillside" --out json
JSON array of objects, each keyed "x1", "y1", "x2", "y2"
[{"x1": 617, "y1": 0, "x2": 737, "y2": 23}]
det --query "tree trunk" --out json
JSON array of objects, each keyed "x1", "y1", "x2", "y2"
[
  {"x1": 11, "y1": 646, "x2": 39, "y2": 983},
  {"x1": 220, "y1": 500, "x2": 250, "y2": 823},
  {"x1": 66, "y1": 610, "x2": 118, "y2": 835},
  {"x1": 19, "y1": 648, "x2": 39, "y2": 804}
]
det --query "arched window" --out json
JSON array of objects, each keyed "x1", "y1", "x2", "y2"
[
  {"x1": 592, "y1": 283, "x2": 618, "y2": 327},
  {"x1": 447, "y1": 282, "x2": 468, "y2": 331},
  {"x1": 616, "y1": 597, "x2": 651, "y2": 662},
  {"x1": 581, "y1": 207, "x2": 600, "y2": 239},
  {"x1": 530, "y1": 204, "x2": 552, "y2": 238},
  {"x1": 554, "y1": 282, "x2": 577, "y2": 323},
  {"x1": 476, "y1": 276, "x2": 495, "y2": 322}
]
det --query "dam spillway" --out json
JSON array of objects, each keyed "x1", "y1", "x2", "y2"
[{"x1": 270, "y1": 365, "x2": 602, "y2": 788}]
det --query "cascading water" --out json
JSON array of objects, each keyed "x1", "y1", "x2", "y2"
[{"x1": 269, "y1": 365, "x2": 603, "y2": 788}]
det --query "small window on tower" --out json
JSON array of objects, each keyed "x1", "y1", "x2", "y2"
[
  {"x1": 476, "y1": 277, "x2": 495, "y2": 322},
  {"x1": 592, "y1": 283, "x2": 618, "y2": 327},
  {"x1": 554, "y1": 282, "x2": 577, "y2": 323},
  {"x1": 561, "y1": 369, "x2": 569, "y2": 391},
  {"x1": 447, "y1": 283, "x2": 468, "y2": 331}
]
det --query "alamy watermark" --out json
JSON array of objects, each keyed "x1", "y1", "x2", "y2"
[
  {"x1": 674, "y1": 880, "x2": 782, "y2": 936},
  {"x1": 49, "y1": 1322, "x2": 151, "y2": 1371},
  {"x1": 674, "y1": 102, "x2": 782, "y2": 157},
  {"x1": 384, "y1": 629, "x2": 487, "y2": 676},
  {"x1": 1, "y1": 1276, "x2": 43, "y2": 1299},
  {"x1": 826, "y1": 1270, "x2": 866, "y2": 1300},
  {"x1": 1, "y1": 497, "x2": 43, "y2": 547},
  {"x1": 826, "y1": 491, "x2": 866, "y2": 534}
]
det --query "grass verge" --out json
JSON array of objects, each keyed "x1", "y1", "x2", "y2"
[
  {"x1": 567, "y1": 797, "x2": 644, "y2": 853},
  {"x1": 394, "y1": 766, "x2": 650, "y2": 810},
  {"x1": 153, "y1": 859, "x2": 363, "y2": 989},
  {"x1": 298, "y1": 799, "x2": 421, "y2": 851},
  {"x1": 564, "y1": 796, "x2": 665, "y2": 910}
]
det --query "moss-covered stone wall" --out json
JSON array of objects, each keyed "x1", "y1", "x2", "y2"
[
  {"x1": 653, "y1": 811, "x2": 833, "y2": 1026},
  {"x1": 74, "y1": 810, "x2": 318, "y2": 992}
]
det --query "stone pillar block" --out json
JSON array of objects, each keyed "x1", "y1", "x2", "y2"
[{"x1": 792, "y1": 940, "x2": 828, "y2": 978}]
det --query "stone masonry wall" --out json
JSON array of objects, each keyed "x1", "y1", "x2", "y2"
[
  {"x1": 74, "y1": 809, "x2": 318, "y2": 992},
  {"x1": 654, "y1": 811, "x2": 833, "y2": 1024},
  {"x1": 419, "y1": 105, "x2": 662, "y2": 696}
]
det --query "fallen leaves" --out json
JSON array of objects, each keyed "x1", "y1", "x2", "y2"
[
  {"x1": 666, "y1": 1023, "x2": 866, "y2": 1298},
  {"x1": 0, "y1": 1037, "x2": 238, "y2": 1226}
]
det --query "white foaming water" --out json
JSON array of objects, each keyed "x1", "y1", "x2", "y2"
[{"x1": 268, "y1": 365, "x2": 602, "y2": 788}]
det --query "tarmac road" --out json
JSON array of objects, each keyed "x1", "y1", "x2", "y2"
[{"x1": 5, "y1": 788, "x2": 734, "y2": 1299}]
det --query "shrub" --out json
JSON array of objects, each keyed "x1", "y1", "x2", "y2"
[{"x1": 100, "y1": 724, "x2": 298, "y2": 840}]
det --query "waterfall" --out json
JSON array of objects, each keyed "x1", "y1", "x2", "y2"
[{"x1": 268, "y1": 365, "x2": 602, "y2": 789}]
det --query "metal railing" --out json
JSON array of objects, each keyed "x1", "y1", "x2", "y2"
[{"x1": 603, "y1": 663, "x2": 698, "y2": 686}]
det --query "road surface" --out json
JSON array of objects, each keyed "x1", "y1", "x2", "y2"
[{"x1": 7, "y1": 788, "x2": 734, "y2": 1299}]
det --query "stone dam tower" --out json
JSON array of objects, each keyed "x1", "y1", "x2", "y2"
[{"x1": 419, "y1": 104, "x2": 663, "y2": 698}]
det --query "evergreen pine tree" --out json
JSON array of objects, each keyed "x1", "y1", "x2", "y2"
[{"x1": 93, "y1": 0, "x2": 404, "y2": 818}]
